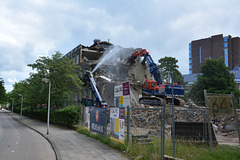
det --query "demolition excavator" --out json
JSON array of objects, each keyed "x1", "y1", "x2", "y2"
[
  {"x1": 81, "y1": 70, "x2": 107, "y2": 108},
  {"x1": 129, "y1": 49, "x2": 185, "y2": 106}
]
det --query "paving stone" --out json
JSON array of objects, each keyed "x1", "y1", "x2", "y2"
[{"x1": 11, "y1": 113, "x2": 128, "y2": 160}]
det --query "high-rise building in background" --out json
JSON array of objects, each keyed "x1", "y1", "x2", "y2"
[{"x1": 189, "y1": 34, "x2": 240, "y2": 74}]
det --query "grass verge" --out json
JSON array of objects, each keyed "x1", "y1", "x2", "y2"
[
  {"x1": 76, "y1": 126, "x2": 240, "y2": 160},
  {"x1": 76, "y1": 126, "x2": 127, "y2": 153}
]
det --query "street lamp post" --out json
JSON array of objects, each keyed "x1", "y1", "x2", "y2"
[
  {"x1": 18, "y1": 94, "x2": 23, "y2": 118},
  {"x1": 42, "y1": 78, "x2": 51, "y2": 135},
  {"x1": 11, "y1": 98, "x2": 14, "y2": 113}
]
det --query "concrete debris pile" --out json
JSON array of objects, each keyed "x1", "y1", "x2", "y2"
[
  {"x1": 185, "y1": 99, "x2": 204, "y2": 108},
  {"x1": 130, "y1": 106, "x2": 162, "y2": 129},
  {"x1": 130, "y1": 104, "x2": 206, "y2": 128},
  {"x1": 130, "y1": 104, "x2": 173, "y2": 131},
  {"x1": 130, "y1": 104, "x2": 240, "y2": 138},
  {"x1": 130, "y1": 105, "x2": 206, "y2": 130},
  {"x1": 174, "y1": 109, "x2": 205, "y2": 122},
  {"x1": 212, "y1": 116, "x2": 240, "y2": 137}
]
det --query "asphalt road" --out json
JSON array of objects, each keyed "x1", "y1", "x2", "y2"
[{"x1": 0, "y1": 110, "x2": 55, "y2": 160}]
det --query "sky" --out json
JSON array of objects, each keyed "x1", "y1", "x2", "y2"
[{"x1": 1, "y1": 0, "x2": 240, "y2": 92}]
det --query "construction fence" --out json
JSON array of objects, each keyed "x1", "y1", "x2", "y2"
[{"x1": 81, "y1": 104, "x2": 240, "y2": 159}]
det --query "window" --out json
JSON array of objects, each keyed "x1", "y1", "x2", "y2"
[
  {"x1": 151, "y1": 83, "x2": 156, "y2": 88},
  {"x1": 189, "y1": 46, "x2": 192, "y2": 58},
  {"x1": 74, "y1": 56, "x2": 77, "y2": 64},
  {"x1": 189, "y1": 70, "x2": 192, "y2": 74},
  {"x1": 224, "y1": 48, "x2": 228, "y2": 67},
  {"x1": 76, "y1": 54, "x2": 79, "y2": 64},
  {"x1": 189, "y1": 43, "x2": 192, "y2": 50},
  {"x1": 223, "y1": 37, "x2": 228, "y2": 42},
  {"x1": 199, "y1": 47, "x2": 201, "y2": 63},
  {"x1": 225, "y1": 54, "x2": 228, "y2": 60},
  {"x1": 224, "y1": 49, "x2": 228, "y2": 54},
  {"x1": 146, "y1": 82, "x2": 150, "y2": 89},
  {"x1": 224, "y1": 43, "x2": 228, "y2": 48},
  {"x1": 225, "y1": 60, "x2": 228, "y2": 66},
  {"x1": 189, "y1": 65, "x2": 192, "y2": 69},
  {"x1": 189, "y1": 59, "x2": 192, "y2": 63}
]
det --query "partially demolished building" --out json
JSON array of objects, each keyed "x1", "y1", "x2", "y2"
[
  {"x1": 65, "y1": 39, "x2": 153, "y2": 106},
  {"x1": 65, "y1": 40, "x2": 240, "y2": 146}
]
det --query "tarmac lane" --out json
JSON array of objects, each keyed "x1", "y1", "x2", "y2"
[{"x1": 0, "y1": 111, "x2": 56, "y2": 160}]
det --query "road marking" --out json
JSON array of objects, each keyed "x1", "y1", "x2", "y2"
[
  {"x1": 17, "y1": 136, "x2": 20, "y2": 138},
  {"x1": 12, "y1": 151, "x2": 15, "y2": 153},
  {"x1": 16, "y1": 142, "x2": 19, "y2": 144}
]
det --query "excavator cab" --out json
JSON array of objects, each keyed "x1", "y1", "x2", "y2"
[
  {"x1": 143, "y1": 80, "x2": 156, "y2": 90},
  {"x1": 143, "y1": 79, "x2": 166, "y2": 96}
]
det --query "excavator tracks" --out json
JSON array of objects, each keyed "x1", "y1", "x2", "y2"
[
  {"x1": 139, "y1": 96, "x2": 165, "y2": 106},
  {"x1": 139, "y1": 96, "x2": 185, "y2": 106}
]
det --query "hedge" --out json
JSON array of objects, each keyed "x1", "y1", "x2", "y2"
[
  {"x1": 53, "y1": 105, "x2": 81, "y2": 126},
  {"x1": 20, "y1": 105, "x2": 82, "y2": 127}
]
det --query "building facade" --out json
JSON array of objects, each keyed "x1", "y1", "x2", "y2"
[{"x1": 189, "y1": 34, "x2": 240, "y2": 74}]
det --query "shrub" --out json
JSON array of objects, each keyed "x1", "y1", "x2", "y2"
[
  {"x1": 53, "y1": 105, "x2": 81, "y2": 126},
  {"x1": 13, "y1": 106, "x2": 21, "y2": 114},
  {"x1": 15, "y1": 105, "x2": 82, "y2": 127},
  {"x1": 23, "y1": 106, "x2": 48, "y2": 121}
]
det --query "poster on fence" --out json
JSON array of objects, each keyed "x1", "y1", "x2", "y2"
[
  {"x1": 90, "y1": 107, "x2": 106, "y2": 135},
  {"x1": 204, "y1": 92, "x2": 235, "y2": 116},
  {"x1": 84, "y1": 107, "x2": 90, "y2": 130},
  {"x1": 110, "y1": 107, "x2": 125, "y2": 144},
  {"x1": 114, "y1": 82, "x2": 130, "y2": 108}
]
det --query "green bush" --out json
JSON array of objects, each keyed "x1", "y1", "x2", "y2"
[
  {"x1": 53, "y1": 105, "x2": 81, "y2": 126},
  {"x1": 23, "y1": 106, "x2": 48, "y2": 121},
  {"x1": 13, "y1": 106, "x2": 21, "y2": 113},
  {"x1": 15, "y1": 105, "x2": 82, "y2": 127}
]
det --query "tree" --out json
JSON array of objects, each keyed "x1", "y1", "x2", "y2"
[
  {"x1": 27, "y1": 52, "x2": 83, "y2": 108},
  {"x1": 0, "y1": 78, "x2": 6, "y2": 104},
  {"x1": 190, "y1": 58, "x2": 239, "y2": 105},
  {"x1": 11, "y1": 52, "x2": 83, "y2": 108},
  {"x1": 10, "y1": 80, "x2": 29, "y2": 107},
  {"x1": 158, "y1": 56, "x2": 185, "y2": 84}
]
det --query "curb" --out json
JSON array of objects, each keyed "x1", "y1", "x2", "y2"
[{"x1": 8, "y1": 113, "x2": 61, "y2": 160}]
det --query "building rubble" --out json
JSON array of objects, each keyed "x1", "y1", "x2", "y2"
[{"x1": 130, "y1": 102, "x2": 240, "y2": 139}]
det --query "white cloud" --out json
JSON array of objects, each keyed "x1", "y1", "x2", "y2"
[
  {"x1": 7, "y1": 78, "x2": 17, "y2": 83},
  {"x1": 1, "y1": 0, "x2": 240, "y2": 92},
  {"x1": 0, "y1": 66, "x2": 32, "y2": 92}
]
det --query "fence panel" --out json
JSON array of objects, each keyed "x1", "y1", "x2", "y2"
[
  {"x1": 129, "y1": 107, "x2": 163, "y2": 141},
  {"x1": 80, "y1": 105, "x2": 240, "y2": 159},
  {"x1": 173, "y1": 107, "x2": 240, "y2": 147}
]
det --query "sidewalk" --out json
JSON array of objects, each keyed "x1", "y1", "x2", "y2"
[{"x1": 10, "y1": 113, "x2": 128, "y2": 160}]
